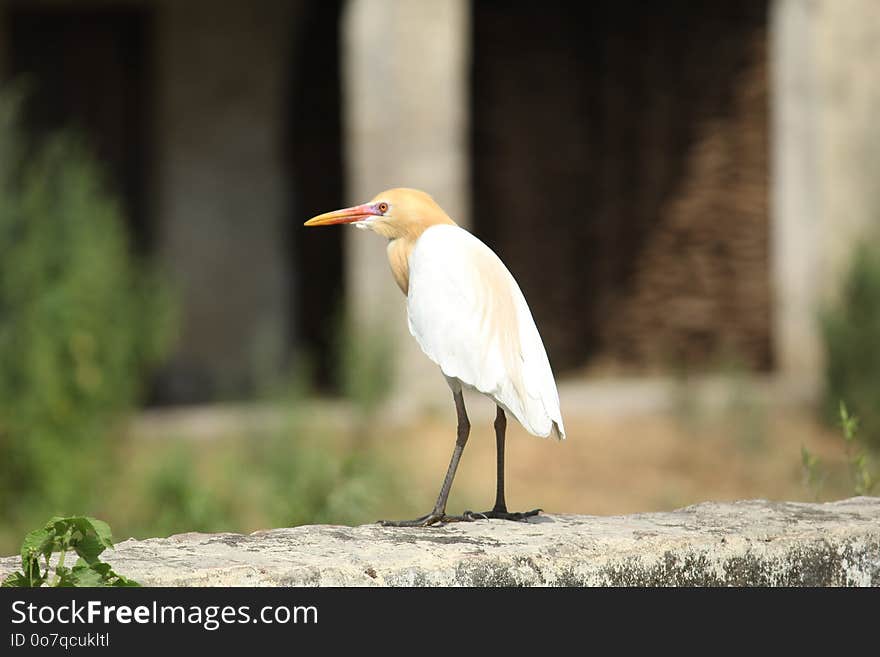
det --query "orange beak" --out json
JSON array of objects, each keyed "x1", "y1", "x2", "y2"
[{"x1": 303, "y1": 203, "x2": 378, "y2": 227}]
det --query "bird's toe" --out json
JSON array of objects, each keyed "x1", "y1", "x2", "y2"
[
  {"x1": 464, "y1": 508, "x2": 543, "y2": 522},
  {"x1": 377, "y1": 513, "x2": 446, "y2": 527}
]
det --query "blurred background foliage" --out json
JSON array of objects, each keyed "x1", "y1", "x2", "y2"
[
  {"x1": 821, "y1": 239, "x2": 880, "y2": 452},
  {"x1": 0, "y1": 87, "x2": 174, "y2": 543},
  {"x1": 0, "y1": 90, "x2": 406, "y2": 553}
]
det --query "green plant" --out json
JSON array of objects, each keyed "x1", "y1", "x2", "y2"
[
  {"x1": 801, "y1": 402, "x2": 876, "y2": 499},
  {"x1": 0, "y1": 87, "x2": 175, "y2": 534},
  {"x1": 838, "y1": 402, "x2": 875, "y2": 495},
  {"x1": 800, "y1": 445, "x2": 824, "y2": 501},
  {"x1": 821, "y1": 242, "x2": 880, "y2": 450},
  {"x1": 2, "y1": 515, "x2": 139, "y2": 587}
]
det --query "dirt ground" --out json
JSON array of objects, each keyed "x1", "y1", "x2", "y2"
[
  {"x1": 369, "y1": 404, "x2": 854, "y2": 520},
  {"x1": 130, "y1": 381, "x2": 862, "y2": 525}
]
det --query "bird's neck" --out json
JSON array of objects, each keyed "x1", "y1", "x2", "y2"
[
  {"x1": 382, "y1": 213, "x2": 457, "y2": 296},
  {"x1": 387, "y1": 236, "x2": 416, "y2": 295}
]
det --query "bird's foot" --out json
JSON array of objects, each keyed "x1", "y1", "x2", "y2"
[
  {"x1": 378, "y1": 507, "x2": 542, "y2": 526},
  {"x1": 378, "y1": 512, "x2": 474, "y2": 527},
  {"x1": 461, "y1": 507, "x2": 542, "y2": 522}
]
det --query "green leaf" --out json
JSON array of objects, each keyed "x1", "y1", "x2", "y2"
[
  {"x1": 88, "y1": 562, "x2": 112, "y2": 577},
  {"x1": 1, "y1": 572, "x2": 31, "y2": 587},
  {"x1": 19, "y1": 527, "x2": 53, "y2": 586},
  {"x1": 63, "y1": 516, "x2": 91, "y2": 540},
  {"x1": 111, "y1": 574, "x2": 142, "y2": 587},
  {"x1": 84, "y1": 517, "x2": 114, "y2": 549},
  {"x1": 73, "y1": 533, "x2": 106, "y2": 565},
  {"x1": 46, "y1": 516, "x2": 74, "y2": 536},
  {"x1": 58, "y1": 516, "x2": 114, "y2": 550},
  {"x1": 87, "y1": 561, "x2": 141, "y2": 587},
  {"x1": 21, "y1": 556, "x2": 45, "y2": 587},
  {"x1": 20, "y1": 527, "x2": 53, "y2": 562},
  {"x1": 69, "y1": 564, "x2": 109, "y2": 587},
  {"x1": 54, "y1": 565, "x2": 77, "y2": 587}
]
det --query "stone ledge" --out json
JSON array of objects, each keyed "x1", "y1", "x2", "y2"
[{"x1": 2, "y1": 497, "x2": 878, "y2": 586}]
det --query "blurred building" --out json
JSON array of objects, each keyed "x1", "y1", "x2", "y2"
[{"x1": 0, "y1": 0, "x2": 878, "y2": 407}]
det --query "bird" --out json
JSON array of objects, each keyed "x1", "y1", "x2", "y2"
[{"x1": 304, "y1": 188, "x2": 565, "y2": 526}]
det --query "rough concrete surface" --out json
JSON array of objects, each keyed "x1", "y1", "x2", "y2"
[{"x1": 2, "y1": 498, "x2": 878, "y2": 586}]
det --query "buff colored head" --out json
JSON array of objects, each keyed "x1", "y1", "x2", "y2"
[{"x1": 303, "y1": 187, "x2": 455, "y2": 240}]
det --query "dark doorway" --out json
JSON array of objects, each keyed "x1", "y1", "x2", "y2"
[
  {"x1": 6, "y1": 7, "x2": 154, "y2": 252},
  {"x1": 471, "y1": 1, "x2": 770, "y2": 375},
  {"x1": 288, "y1": 0, "x2": 346, "y2": 392}
]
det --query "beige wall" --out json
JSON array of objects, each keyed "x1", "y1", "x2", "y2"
[
  {"x1": 342, "y1": 0, "x2": 470, "y2": 410},
  {"x1": 816, "y1": 0, "x2": 880, "y2": 282},
  {"x1": 771, "y1": 0, "x2": 880, "y2": 393}
]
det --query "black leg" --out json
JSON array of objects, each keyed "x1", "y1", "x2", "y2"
[
  {"x1": 493, "y1": 405, "x2": 508, "y2": 513},
  {"x1": 462, "y1": 406, "x2": 542, "y2": 522},
  {"x1": 379, "y1": 390, "x2": 472, "y2": 527}
]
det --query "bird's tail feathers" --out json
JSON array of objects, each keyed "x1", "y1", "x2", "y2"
[{"x1": 552, "y1": 421, "x2": 566, "y2": 441}]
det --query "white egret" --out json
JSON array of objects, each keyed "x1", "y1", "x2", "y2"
[{"x1": 305, "y1": 188, "x2": 565, "y2": 526}]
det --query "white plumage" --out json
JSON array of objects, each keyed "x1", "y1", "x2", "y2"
[{"x1": 407, "y1": 224, "x2": 566, "y2": 440}]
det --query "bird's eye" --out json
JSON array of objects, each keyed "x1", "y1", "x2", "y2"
[{"x1": 377, "y1": 202, "x2": 389, "y2": 214}]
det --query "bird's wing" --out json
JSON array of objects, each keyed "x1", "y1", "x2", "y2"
[{"x1": 407, "y1": 225, "x2": 565, "y2": 439}]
